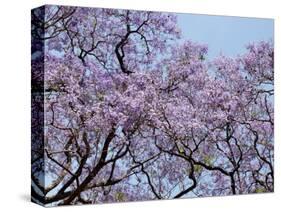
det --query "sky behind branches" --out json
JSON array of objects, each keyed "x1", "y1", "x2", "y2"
[{"x1": 177, "y1": 13, "x2": 274, "y2": 59}]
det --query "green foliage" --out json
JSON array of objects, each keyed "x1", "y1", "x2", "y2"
[
  {"x1": 179, "y1": 146, "x2": 185, "y2": 155},
  {"x1": 255, "y1": 187, "x2": 267, "y2": 193},
  {"x1": 115, "y1": 192, "x2": 125, "y2": 202},
  {"x1": 194, "y1": 164, "x2": 203, "y2": 173},
  {"x1": 203, "y1": 155, "x2": 213, "y2": 166}
]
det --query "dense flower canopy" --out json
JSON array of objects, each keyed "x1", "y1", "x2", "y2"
[{"x1": 31, "y1": 5, "x2": 274, "y2": 206}]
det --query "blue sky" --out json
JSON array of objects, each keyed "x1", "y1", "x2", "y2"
[{"x1": 177, "y1": 13, "x2": 274, "y2": 59}]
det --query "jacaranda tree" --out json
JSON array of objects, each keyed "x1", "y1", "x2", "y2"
[{"x1": 31, "y1": 5, "x2": 274, "y2": 206}]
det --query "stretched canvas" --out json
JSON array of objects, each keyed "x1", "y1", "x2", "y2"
[{"x1": 31, "y1": 5, "x2": 274, "y2": 207}]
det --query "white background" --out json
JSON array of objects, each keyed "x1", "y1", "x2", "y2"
[{"x1": 0, "y1": 0, "x2": 279, "y2": 211}]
